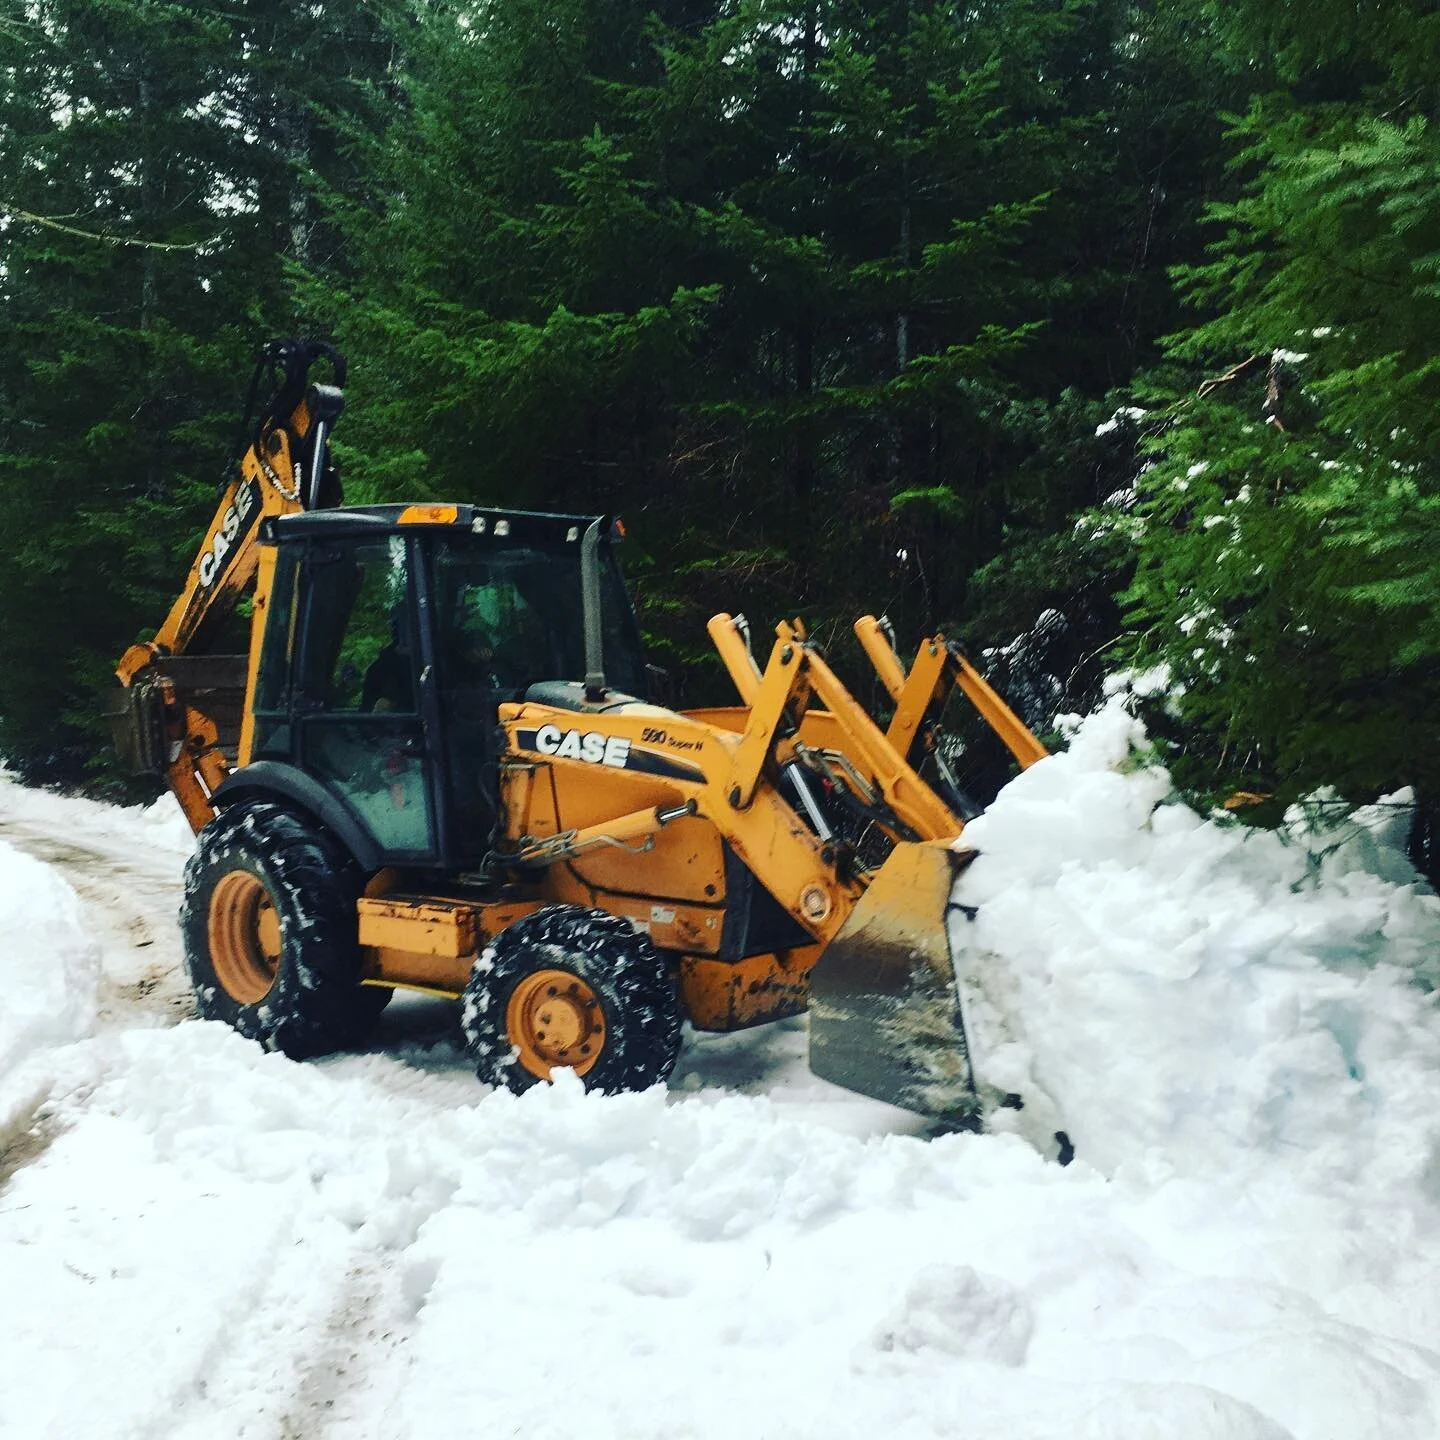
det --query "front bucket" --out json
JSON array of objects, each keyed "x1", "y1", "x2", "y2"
[{"x1": 808, "y1": 841, "x2": 979, "y2": 1124}]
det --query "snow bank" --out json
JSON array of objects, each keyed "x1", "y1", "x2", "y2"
[
  {"x1": 0, "y1": 836, "x2": 100, "y2": 1134},
  {"x1": 956, "y1": 696, "x2": 1440, "y2": 1187},
  {"x1": 0, "y1": 773, "x2": 194, "y2": 859},
  {"x1": 8, "y1": 1024, "x2": 1440, "y2": 1439},
  {"x1": 7, "y1": 706, "x2": 1440, "y2": 1438}
]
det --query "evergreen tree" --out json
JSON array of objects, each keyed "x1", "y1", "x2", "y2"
[
  {"x1": 0, "y1": 0, "x2": 393, "y2": 785},
  {"x1": 0, "y1": 0, "x2": 1285, "y2": 790},
  {"x1": 1119, "y1": 2, "x2": 1440, "y2": 832},
  {"x1": 312, "y1": 0, "x2": 1192, "y2": 698},
  {"x1": 956, "y1": 0, "x2": 1243, "y2": 715}
]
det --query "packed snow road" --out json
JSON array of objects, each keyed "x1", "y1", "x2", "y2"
[
  {"x1": 4, "y1": 698, "x2": 1440, "y2": 1439},
  {"x1": 0, "y1": 787, "x2": 193, "y2": 1034}
]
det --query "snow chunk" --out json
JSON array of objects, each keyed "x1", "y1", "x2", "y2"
[
  {"x1": 1096, "y1": 406, "x2": 1147, "y2": 437},
  {"x1": 873, "y1": 1264, "x2": 1034, "y2": 1365}
]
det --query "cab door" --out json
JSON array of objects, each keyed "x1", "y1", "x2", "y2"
[{"x1": 291, "y1": 533, "x2": 439, "y2": 863}]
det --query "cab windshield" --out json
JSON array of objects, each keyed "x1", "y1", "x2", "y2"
[{"x1": 428, "y1": 538, "x2": 646, "y2": 699}]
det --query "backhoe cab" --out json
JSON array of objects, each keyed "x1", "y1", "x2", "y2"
[
  {"x1": 226, "y1": 504, "x2": 648, "y2": 877},
  {"x1": 115, "y1": 340, "x2": 1049, "y2": 1123}
]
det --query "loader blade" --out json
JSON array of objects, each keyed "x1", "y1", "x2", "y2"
[{"x1": 808, "y1": 842, "x2": 979, "y2": 1124}]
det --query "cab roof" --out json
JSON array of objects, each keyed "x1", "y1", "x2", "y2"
[{"x1": 262, "y1": 505, "x2": 622, "y2": 547}]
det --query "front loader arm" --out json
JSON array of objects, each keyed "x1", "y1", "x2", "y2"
[
  {"x1": 699, "y1": 615, "x2": 964, "y2": 931},
  {"x1": 854, "y1": 613, "x2": 1048, "y2": 773},
  {"x1": 113, "y1": 340, "x2": 345, "y2": 830},
  {"x1": 710, "y1": 612, "x2": 963, "y2": 843},
  {"x1": 703, "y1": 617, "x2": 984, "y2": 1119}
]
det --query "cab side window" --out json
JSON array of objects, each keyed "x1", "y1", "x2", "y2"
[{"x1": 299, "y1": 537, "x2": 415, "y2": 713}]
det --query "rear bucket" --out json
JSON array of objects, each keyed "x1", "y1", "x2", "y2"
[{"x1": 808, "y1": 841, "x2": 979, "y2": 1124}]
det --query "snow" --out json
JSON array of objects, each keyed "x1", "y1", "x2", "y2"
[
  {"x1": 0, "y1": 837, "x2": 98, "y2": 1137},
  {"x1": 0, "y1": 773, "x2": 195, "y2": 858},
  {"x1": 957, "y1": 700, "x2": 1440, "y2": 1175},
  {"x1": 4, "y1": 710, "x2": 1440, "y2": 1438},
  {"x1": 1096, "y1": 405, "x2": 1147, "y2": 437}
]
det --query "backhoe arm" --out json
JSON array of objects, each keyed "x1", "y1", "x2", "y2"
[{"x1": 112, "y1": 340, "x2": 346, "y2": 830}]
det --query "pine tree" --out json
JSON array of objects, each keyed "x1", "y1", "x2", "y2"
[
  {"x1": 311, "y1": 0, "x2": 1188, "y2": 697},
  {"x1": 0, "y1": 0, "x2": 393, "y2": 784},
  {"x1": 1118, "y1": 1, "x2": 1440, "y2": 828}
]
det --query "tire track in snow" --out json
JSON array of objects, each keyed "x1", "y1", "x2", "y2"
[
  {"x1": 0, "y1": 798, "x2": 191, "y2": 1207},
  {"x1": 0, "y1": 793, "x2": 439, "y2": 1435},
  {"x1": 277, "y1": 1255, "x2": 416, "y2": 1440},
  {"x1": 158, "y1": 1232, "x2": 416, "y2": 1440}
]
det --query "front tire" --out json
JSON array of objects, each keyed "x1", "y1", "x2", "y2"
[
  {"x1": 462, "y1": 906, "x2": 683, "y2": 1095},
  {"x1": 181, "y1": 802, "x2": 388, "y2": 1058}
]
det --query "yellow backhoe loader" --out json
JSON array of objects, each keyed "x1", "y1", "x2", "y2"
[{"x1": 112, "y1": 340, "x2": 1048, "y2": 1124}]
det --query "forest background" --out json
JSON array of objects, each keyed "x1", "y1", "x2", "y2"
[{"x1": 1, "y1": 0, "x2": 1437, "y2": 866}]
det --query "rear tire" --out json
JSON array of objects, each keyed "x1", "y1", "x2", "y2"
[
  {"x1": 462, "y1": 906, "x2": 683, "y2": 1095},
  {"x1": 181, "y1": 802, "x2": 388, "y2": 1058}
]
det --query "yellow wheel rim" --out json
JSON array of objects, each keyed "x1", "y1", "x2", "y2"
[
  {"x1": 208, "y1": 870, "x2": 282, "y2": 1004},
  {"x1": 505, "y1": 969, "x2": 606, "y2": 1081}
]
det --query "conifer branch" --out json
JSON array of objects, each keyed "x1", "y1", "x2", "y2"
[
  {"x1": 0, "y1": 204, "x2": 216, "y2": 252},
  {"x1": 1196, "y1": 353, "x2": 1266, "y2": 399}
]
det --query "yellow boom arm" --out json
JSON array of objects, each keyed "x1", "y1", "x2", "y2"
[
  {"x1": 854, "y1": 613, "x2": 1049, "y2": 772},
  {"x1": 113, "y1": 341, "x2": 344, "y2": 829}
]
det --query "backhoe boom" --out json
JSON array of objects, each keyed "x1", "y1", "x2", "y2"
[{"x1": 112, "y1": 340, "x2": 343, "y2": 829}]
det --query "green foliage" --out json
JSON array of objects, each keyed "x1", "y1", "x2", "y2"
[
  {"x1": 1120, "y1": 22, "x2": 1440, "y2": 821},
  {"x1": 300, "y1": 0, "x2": 1218, "y2": 687},
  {"x1": 0, "y1": 0, "x2": 1300, "y2": 799},
  {"x1": 0, "y1": 0, "x2": 391, "y2": 785}
]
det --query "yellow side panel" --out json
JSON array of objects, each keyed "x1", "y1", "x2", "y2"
[
  {"x1": 497, "y1": 761, "x2": 560, "y2": 841},
  {"x1": 545, "y1": 763, "x2": 676, "y2": 829},
  {"x1": 363, "y1": 947, "x2": 469, "y2": 994},
  {"x1": 547, "y1": 769, "x2": 726, "y2": 905},
  {"x1": 362, "y1": 896, "x2": 546, "y2": 995},
  {"x1": 681, "y1": 706, "x2": 750, "y2": 733},
  {"x1": 568, "y1": 816, "x2": 725, "y2": 905},
  {"x1": 357, "y1": 896, "x2": 477, "y2": 957},
  {"x1": 680, "y1": 947, "x2": 819, "y2": 1030},
  {"x1": 589, "y1": 893, "x2": 724, "y2": 955}
]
